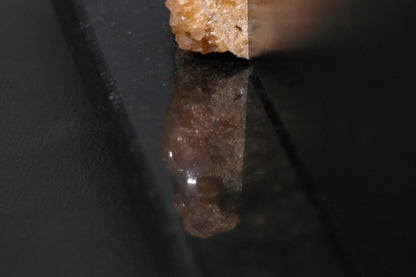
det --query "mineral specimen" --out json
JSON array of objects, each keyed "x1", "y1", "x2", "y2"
[
  {"x1": 162, "y1": 52, "x2": 250, "y2": 238},
  {"x1": 165, "y1": 0, "x2": 249, "y2": 59}
]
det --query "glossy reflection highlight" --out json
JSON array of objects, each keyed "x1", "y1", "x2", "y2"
[{"x1": 162, "y1": 52, "x2": 250, "y2": 238}]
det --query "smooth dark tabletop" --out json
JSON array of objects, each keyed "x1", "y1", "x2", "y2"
[
  {"x1": 0, "y1": 1, "x2": 158, "y2": 276},
  {"x1": 2, "y1": 0, "x2": 416, "y2": 276},
  {"x1": 53, "y1": 0, "x2": 351, "y2": 276}
]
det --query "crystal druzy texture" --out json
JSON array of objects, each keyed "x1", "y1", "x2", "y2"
[
  {"x1": 162, "y1": 53, "x2": 250, "y2": 238},
  {"x1": 165, "y1": 0, "x2": 249, "y2": 59}
]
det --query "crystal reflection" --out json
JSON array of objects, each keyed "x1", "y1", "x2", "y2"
[{"x1": 162, "y1": 52, "x2": 250, "y2": 238}]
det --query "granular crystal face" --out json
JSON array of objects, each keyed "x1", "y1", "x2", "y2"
[{"x1": 165, "y1": 0, "x2": 249, "y2": 59}]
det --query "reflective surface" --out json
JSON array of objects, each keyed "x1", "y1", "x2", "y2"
[
  {"x1": 162, "y1": 52, "x2": 348, "y2": 276},
  {"x1": 162, "y1": 52, "x2": 249, "y2": 238},
  {"x1": 55, "y1": 0, "x2": 416, "y2": 276}
]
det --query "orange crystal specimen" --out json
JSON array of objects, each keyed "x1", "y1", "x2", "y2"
[{"x1": 165, "y1": 0, "x2": 249, "y2": 59}]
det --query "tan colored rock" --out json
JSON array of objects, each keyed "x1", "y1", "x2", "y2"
[{"x1": 165, "y1": 0, "x2": 249, "y2": 59}]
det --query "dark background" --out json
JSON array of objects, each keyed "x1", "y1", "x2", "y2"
[
  {"x1": 1, "y1": 0, "x2": 416, "y2": 276},
  {"x1": 253, "y1": 1, "x2": 416, "y2": 275},
  {"x1": 0, "y1": 1, "x2": 158, "y2": 276}
]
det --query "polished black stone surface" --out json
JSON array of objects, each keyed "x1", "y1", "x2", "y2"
[{"x1": 53, "y1": 0, "x2": 416, "y2": 276}]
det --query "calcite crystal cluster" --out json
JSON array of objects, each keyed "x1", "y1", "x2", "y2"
[
  {"x1": 162, "y1": 53, "x2": 250, "y2": 238},
  {"x1": 165, "y1": 0, "x2": 249, "y2": 59}
]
